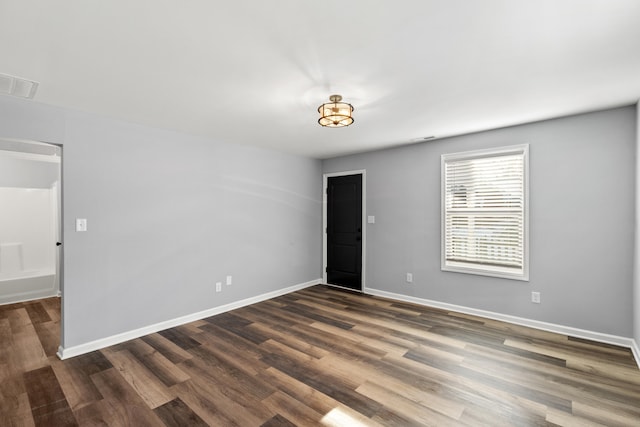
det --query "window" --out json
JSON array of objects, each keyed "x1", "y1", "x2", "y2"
[{"x1": 441, "y1": 145, "x2": 529, "y2": 281}]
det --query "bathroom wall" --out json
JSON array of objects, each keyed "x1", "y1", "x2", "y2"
[{"x1": 0, "y1": 147, "x2": 61, "y2": 303}]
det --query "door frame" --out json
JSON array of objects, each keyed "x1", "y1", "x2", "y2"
[
  {"x1": 0, "y1": 137, "x2": 64, "y2": 349},
  {"x1": 323, "y1": 169, "x2": 366, "y2": 291}
]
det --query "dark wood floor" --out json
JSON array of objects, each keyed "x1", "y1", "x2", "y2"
[{"x1": 1, "y1": 285, "x2": 639, "y2": 426}]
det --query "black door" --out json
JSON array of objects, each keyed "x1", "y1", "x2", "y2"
[{"x1": 326, "y1": 174, "x2": 362, "y2": 291}]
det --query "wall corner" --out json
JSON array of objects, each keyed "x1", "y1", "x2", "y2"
[{"x1": 634, "y1": 101, "x2": 640, "y2": 352}]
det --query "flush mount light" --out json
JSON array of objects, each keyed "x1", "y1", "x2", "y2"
[{"x1": 318, "y1": 94, "x2": 354, "y2": 127}]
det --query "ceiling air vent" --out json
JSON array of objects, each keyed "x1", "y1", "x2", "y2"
[{"x1": 0, "y1": 73, "x2": 39, "y2": 99}]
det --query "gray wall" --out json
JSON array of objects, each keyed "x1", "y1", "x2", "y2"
[
  {"x1": 324, "y1": 106, "x2": 636, "y2": 337},
  {"x1": 0, "y1": 96, "x2": 323, "y2": 348}
]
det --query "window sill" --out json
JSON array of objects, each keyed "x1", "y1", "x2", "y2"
[{"x1": 442, "y1": 262, "x2": 529, "y2": 282}]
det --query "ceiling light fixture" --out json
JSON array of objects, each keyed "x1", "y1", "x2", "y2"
[{"x1": 318, "y1": 94, "x2": 354, "y2": 128}]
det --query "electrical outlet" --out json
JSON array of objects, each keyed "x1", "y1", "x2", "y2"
[
  {"x1": 406, "y1": 273, "x2": 413, "y2": 283},
  {"x1": 76, "y1": 218, "x2": 87, "y2": 232},
  {"x1": 216, "y1": 282, "x2": 222, "y2": 293},
  {"x1": 531, "y1": 291, "x2": 540, "y2": 304},
  {"x1": 226, "y1": 275, "x2": 232, "y2": 286}
]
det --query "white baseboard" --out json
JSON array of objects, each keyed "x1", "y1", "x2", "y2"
[
  {"x1": 631, "y1": 339, "x2": 640, "y2": 368},
  {"x1": 57, "y1": 278, "x2": 322, "y2": 360},
  {"x1": 365, "y1": 287, "x2": 640, "y2": 368}
]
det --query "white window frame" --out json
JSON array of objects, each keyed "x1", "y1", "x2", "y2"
[{"x1": 441, "y1": 144, "x2": 529, "y2": 281}]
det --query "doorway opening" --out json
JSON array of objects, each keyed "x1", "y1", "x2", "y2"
[
  {"x1": 0, "y1": 138, "x2": 63, "y2": 357},
  {"x1": 323, "y1": 170, "x2": 366, "y2": 292}
]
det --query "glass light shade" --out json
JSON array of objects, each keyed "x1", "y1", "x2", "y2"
[{"x1": 318, "y1": 95, "x2": 354, "y2": 127}]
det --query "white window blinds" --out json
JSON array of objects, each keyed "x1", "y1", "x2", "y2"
[{"x1": 441, "y1": 145, "x2": 528, "y2": 280}]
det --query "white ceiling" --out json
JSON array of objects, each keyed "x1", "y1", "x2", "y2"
[{"x1": 1, "y1": 1, "x2": 639, "y2": 159}]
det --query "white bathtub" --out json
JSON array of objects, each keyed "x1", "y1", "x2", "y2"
[
  {"x1": 0, "y1": 242, "x2": 57, "y2": 305},
  {"x1": 0, "y1": 270, "x2": 57, "y2": 305},
  {"x1": 0, "y1": 186, "x2": 60, "y2": 305}
]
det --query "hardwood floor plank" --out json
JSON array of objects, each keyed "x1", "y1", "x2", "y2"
[
  {"x1": 184, "y1": 345, "x2": 275, "y2": 401},
  {"x1": 196, "y1": 335, "x2": 270, "y2": 377},
  {"x1": 40, "y1": 298, "x2": 61, "y2": 323},
  {"x1": 291, "y1": 321, "x2": 388, "y2": 361},
  {"x1": 72, "y1": 399, "x2": 131, "y2": 426},
  {"x1": 10, "y1": 323, "x2": 48, "y2": 373},
  {"x1": 505, "y1": 337, "x2": 640, "y2": 383},
  {"x1": 111, "y1": 339, "x2": 190, "y2": 387},
  {"x1": 197, "y1": 321, "x2": 269, "y2": 360},
  {"x1": 406, "y1": 347, "x2": 573, "y2": 413},
  {"x1": 89, "y1": 368, "x2": 164, "y2": 426},
  {"x1": 310, "y1": 320, "x2": 409, "y2": 356},
  {"x1": 173, "y1": 365, "x2": 273, "y2": 426},
  {"x1": 292, "y1": 300, "x2": 418, "y2": 352},
  {"x1": 230, "y1": 307, "x2": 335, "y2": 364},
  {"x1": 50, "y1": 350, "x2": 113, "y2": 411},
  {"x1": 259, "y1": 352, "x2": 383, "y2": 418},
  {"x1": 318, "y1": 354, "x2": 466, "y2": 420},
  {"x1": 356, "y1": 380, "x2": 460, "y2": 426},
  {"x1": 1, "y1": 285, "x2": 639, "y2": 426},
  {"x1": 7, "y1": 307, "x2": 32, "y2": 330},
  {"x1": 0, "y1": 318, "x2": 13, "y2": 364},
  {"x1": 237, "y1": 311, "x2": 331, "y2": 359},
  {"x1": 31, "y1": 400, "x2": 78, "y2": 427},
  {"x1": 33, "y1": 321, "x2": 59, "y2": 357},
  {"x1": 260, "y1": 390, "x2": 325, "y2": 426},
  {"x1": 23, "y1": 366, "x2": 77, "y2": 426},
  {"x1": 259, "y1": 413, "x2": 297, "y2": 427},
  {"x1": 292, "y1": 289, "x2": 351, "y2": 310},
  {"x1": 461, "y1": 344, "x2": 640, "y2": 412},
  {"x1": 546, "y1": 408, "x2": 608, "y2": 427},
  {"x1": 469, "y1": 338, "x2": 567, "y2": 367},
  {"x1": 370, "y1": 408, "x2": 427, "y2": 427},
  {"x1": 313, "y1": 353, "x2": 375, "y2": 389},
  {"x1": 101, "y1": 348, "x2": 175, "y2": 409},
  {"x1": 0, "y1": 389, "x2": 33, "y2": 424},
  {"x1": 280, "y1": 303, "x2": 355, "y2": 330},
  {"x1": 140, "y1": 333, "x2": 193, "y2": 364},
  {"x1": 249, "y1": 299, "x2": 323, "y2": 327},
  {"x1": 259, "y1": 366, "x2": 386, "y2": 427},
  {"x1": 68, "y1": 351, "x2": 113, "y2": 376},
  {"x1": 558, "y1": 335, "x2": 636, "y2": 366},
  {"x1": 260, "y1": 338, "x2": 319, "y2": 368},
  {"x1": 139, "y1": 351, "x2": 190, "y2": 388},
  {"x1": 157, "y1": 328, "x2": 201, "y2": 350},
  {"x1": 23, "y1": 302, "x2": 52, "y2": 325},
  {"x1": 571, "y1": 400, "x2": 640, "y2": 426},
  {"x1": 510, "y1": 334, "x2": 636, "y2": 366},
  {"x1": 153, "y1": 397, "x2": 208, "y2": 427},
  {"x1": 568, "y1": 335, "x2": 636, "y2": 356},
  {"x1": 385, "y1": 350, "x2": 561, "y2": 425},
  {"x1": 203, "y1": 312, "x2": 270, "y2": 345},
  {"x1": 172, "y1": 380, "x2": 245, "y2": 427},
  {"x1": 1, "y1": 413, "x2": 36, "y2": 427}
]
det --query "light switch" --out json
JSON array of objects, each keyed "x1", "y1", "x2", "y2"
[
  {"x1": 367, "y1": 215, "x2": 375, "y2": 224},
  {"x1": 76, "y1": 218, "x2": 87, "y2": 232}
]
